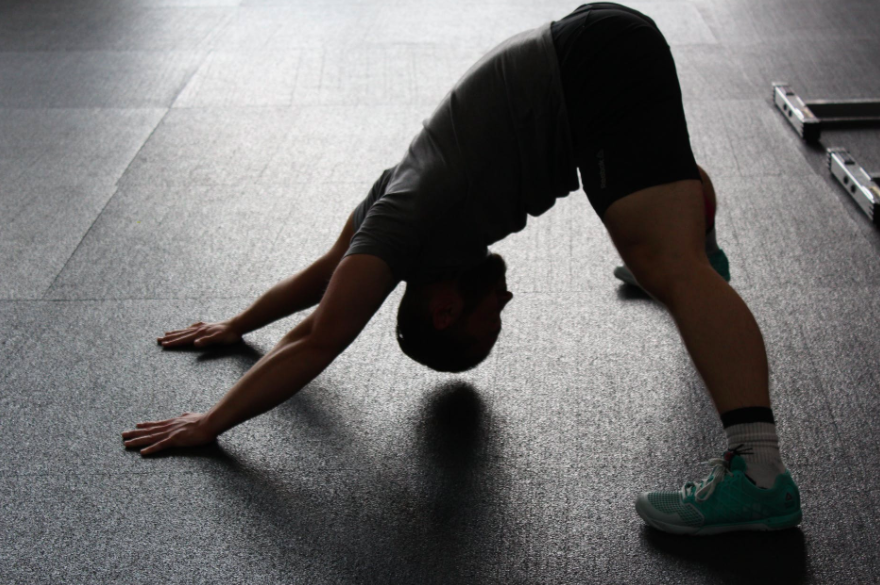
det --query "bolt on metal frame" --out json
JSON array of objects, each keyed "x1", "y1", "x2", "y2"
[{"x1": 773, "y1": 83, "x2": 880, "y2": 226}]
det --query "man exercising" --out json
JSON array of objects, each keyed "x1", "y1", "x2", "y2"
[{"x1": 123, "y1": 3, "x2": 802, "y2": 535}]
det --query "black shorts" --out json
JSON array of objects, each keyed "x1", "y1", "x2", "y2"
[{"x1": 551, "y1": 3, "x2": 700, "y2": 219}]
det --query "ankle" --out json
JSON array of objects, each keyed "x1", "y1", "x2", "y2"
[{"x1": 722, "y1": 408, "x2": 786, "y2": 489}]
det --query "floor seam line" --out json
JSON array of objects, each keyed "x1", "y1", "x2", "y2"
[{"x1": 39, "y1": 106, "x2": 174, "y2": 299}]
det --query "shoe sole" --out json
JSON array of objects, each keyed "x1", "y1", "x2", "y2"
[
  {"x1": 637, "y1": 505, "x2": 803, "y2": 536},
  {"x1": 613, "y1": 265, "x2": 641, "y2": 287}
]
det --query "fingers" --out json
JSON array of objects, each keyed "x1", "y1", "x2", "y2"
[
  {"x1": 123, "y1": 414, "x2": 185, "y2": 439},
  {"x1": 140, "y1": 437, "x2": 174, "y2": 456},
  {"x1": 193, "y1": 333, "x2": 217, "y2": 347},
  {"x1": 159, "y1": 328, "x2": 199, "y2": 341},
  {"x1": 124, "y1": 425, "x2": 171, "y2": 439},
  {"x1": 123, "y1": 412, "x2": 211, "y2": 456},
  {"x1": 156, "y1": 322, "x2": 206, "y2": 345},
  {"x1": 123, "y1": 433, "x2": 164, "y2": 448},
  {"x1": 157, "y1": 329, "x2": 224, "y2": 347},
  {"x1": 123, "y1": 430, "x2": 176, "y2": 455},
  {"x1": 122, "y1": 427, "x2": 171, "y2": 444},
  {"x1": 123, "y1": 425, "x2": 180, "y2": 454},
  {"x1": 158, "y1": 332, "x2": 201, "y2": 347},
  {"x1": 158, "y1": 326, "x2": 197, "y2": 339}
]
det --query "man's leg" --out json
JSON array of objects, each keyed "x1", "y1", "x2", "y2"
[
  {"x1": 613, "y1": 165, "x2": 728, "y2": 287},
  {"x1": 603, "y1": 179, "x2": 801, "y2": 535},
  {"x1": 602, "y1": 179, "x2": 767, "y2": 413}
]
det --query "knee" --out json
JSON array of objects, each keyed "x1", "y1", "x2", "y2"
[
  {"x1": 698, "y1": 165, "x2": 718, "y2": 223},
  {"x1": 624, "y1": 247, "x2": 709, "y2": 303}
]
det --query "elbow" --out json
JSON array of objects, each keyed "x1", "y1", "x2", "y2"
[
  {"x1": 281, "y1": 314, "x2": 315, "y2": 346},
  {"x1": 281, "y1": 323, "x2": 347, "y2": 361}
]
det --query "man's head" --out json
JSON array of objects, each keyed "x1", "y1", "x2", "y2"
[{"x1": 396, "y1": 253, "x2": 514, "y2": 373}]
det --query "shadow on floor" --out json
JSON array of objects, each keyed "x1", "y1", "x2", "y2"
[
  {"x1": 171, "y1": 380, "x2": 505, "y2": 584},
  {"x1": 158, "y1": 339, "x2": 264, "y2": 368},
  {"x1": 616, "y1": 283, "x2": 654, "y2": 302},
  {"x1": 419, "y1": 380, "x2": 487, "y2": 473},
  {"x1": 416, "y1": 381, "x2": 495, "y2": 526},
  {"x1": 642, "y1": 525, "x2": 809, "y2": 584}
]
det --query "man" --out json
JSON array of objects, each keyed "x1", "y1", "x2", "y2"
[{"x1": 123, "y1": 3, "x2": 802, "y2": 536}]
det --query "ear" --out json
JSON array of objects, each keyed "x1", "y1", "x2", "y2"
[
  {"x1": 432, "y1": 303, "x2": 458, "y2": 330},
  {"x1": 430, "y1": 287, "x2": 463, "y2": 331}
]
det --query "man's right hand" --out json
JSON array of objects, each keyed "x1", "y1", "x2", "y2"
[{"x1": 157, "y1": 321, "x2": 242, "y2": 348}]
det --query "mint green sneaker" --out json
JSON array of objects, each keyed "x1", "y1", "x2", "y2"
[{"x1": 635, "y1": 452, "x2": 802, "y2": 536}]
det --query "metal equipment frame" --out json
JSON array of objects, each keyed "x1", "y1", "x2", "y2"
[{"x1": 773, "y1": 83, "x2": 880, "y2": 226}]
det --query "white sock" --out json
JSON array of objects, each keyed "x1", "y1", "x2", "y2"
[{"x1": 725, "y1": 422, "x2": 786, "y2": 488}]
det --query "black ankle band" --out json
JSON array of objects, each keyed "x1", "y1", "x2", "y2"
[{"x1": 721, "y1": 406, "x2": 775, "y2": 428}]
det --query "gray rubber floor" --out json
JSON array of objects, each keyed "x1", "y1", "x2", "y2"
[{"x1": 3, "y1": 0, "x2": 880, "y2": 583}]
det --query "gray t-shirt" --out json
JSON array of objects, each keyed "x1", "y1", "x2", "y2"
[{"x1": 344, "y1": 22, "x2": 579, "y2": 283}]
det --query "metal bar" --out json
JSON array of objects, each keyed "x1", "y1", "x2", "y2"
[
  {"x1": 805, "y1": 117, "x2": 880, "y2": 131},
  {"x1": 827, "y1": 147, "x2": 880, "y2": 226},
  {"x1": 773, "y1": 83, "x2": 821, "y2": 142},
  {"x1": 806, "y1": 100, "x2": 880, "y2": 119},
  {"x1": 804, "y1": 98, "x2": 880, "y2": 130}
]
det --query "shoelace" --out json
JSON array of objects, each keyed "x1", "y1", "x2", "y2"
[{"x1": 681, "y1": 458, "x2": 730, "y2": 502}]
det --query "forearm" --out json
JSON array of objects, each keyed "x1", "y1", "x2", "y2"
[
  {"x1": 202, "y1": 335, "x2": 336, "y2": 435},
  {"x1": 126, "y1": 254, "x2": 393, "y2": 456},
  {"x1": 230, "y1": 255, "x2": 336, "y2": 335}
]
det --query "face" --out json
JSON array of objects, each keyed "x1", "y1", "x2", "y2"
[{"x1": 455, "y1": 253, "x2": 514, "y2": 352}]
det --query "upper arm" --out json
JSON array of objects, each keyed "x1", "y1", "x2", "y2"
[
  {"x1": 326, "y1": 211, "x2": 357, "y2": 263},
  {"x1": 326, "y1": 169, "x2": 394, "y2": 263},
  {"x1": 306, "y1": 253, "x2": 399, "y2": 355}
]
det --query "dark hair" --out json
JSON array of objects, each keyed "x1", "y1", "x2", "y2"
[{"x1": 396, "y1": 284, "x2": 490, "y2": 373}]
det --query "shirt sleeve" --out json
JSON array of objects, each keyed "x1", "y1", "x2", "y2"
[
  {"x1": 351, "y1": 168, "x2": 395, "y2": 233},
  {"x1": 343, "y1": 126, "x2": 467, "y2": 281}
]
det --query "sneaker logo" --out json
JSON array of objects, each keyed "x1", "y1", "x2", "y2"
[
  {"x1": 785, "y1": 492, "x2": 795, "y2": 508},
  {"x1": 726, "y1": 445, "x2": 755, "y2": 462}
]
